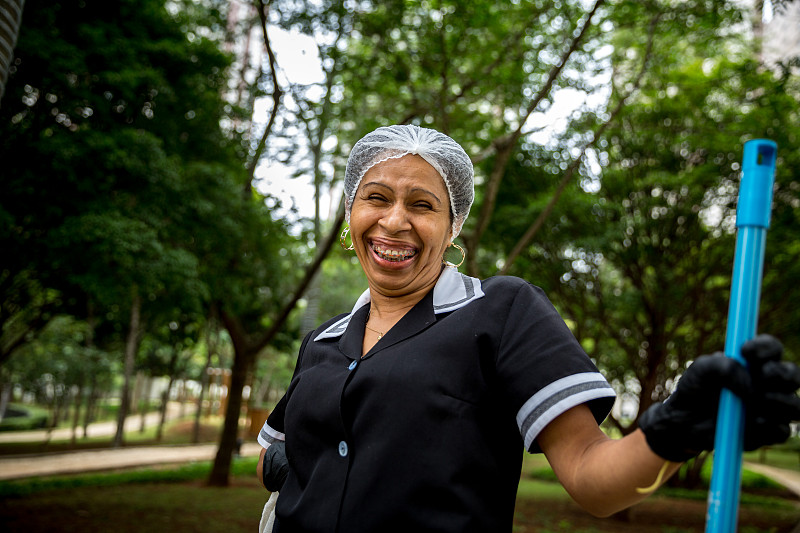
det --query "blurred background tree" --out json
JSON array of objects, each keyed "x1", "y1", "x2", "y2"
[
  {"x1": 0, "y1": 0, "x2": 300, "y2": 463},
  {"x1": 491, "y1": 1, "x2": 800, "y2": 432}
]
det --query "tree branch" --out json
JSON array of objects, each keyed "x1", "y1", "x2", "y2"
[
  {"x1": 499, "y1": 13, "x2": 660, "y2": 275},
  {"x1": 515, "y1": 0, "x2": 605, "y2": 139},
  {"x1": 463, "y1": 0, "x2": 605, "y2": 269},
  {"x1": 250, "y1": 201, "x2": 347, "y2": 356},
  {"x1": 247, "y1": 0, "x2": 283, "y2": 186},
  {"x1": 449, "y1": 28, "x2": 527, "y2": 105}
]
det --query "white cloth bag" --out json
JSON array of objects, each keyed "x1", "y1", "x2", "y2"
[{"x1": 258, "y1": 492, "x2": 278, "y2": 533}]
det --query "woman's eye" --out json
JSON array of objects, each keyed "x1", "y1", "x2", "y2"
[{"x1": 414, "y1": 202, "x2": 433, "y2": 210}]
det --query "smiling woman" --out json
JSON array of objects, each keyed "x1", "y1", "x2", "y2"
[
  {"x1": 350, "y1": 155, "x2": 453, "y2": 353},
  {"x1": 254, "y1": 125, "x2": 800, "y2": 533},
  {"x1": 351, "y1": 156, "x2": 451, "y2": 309}
]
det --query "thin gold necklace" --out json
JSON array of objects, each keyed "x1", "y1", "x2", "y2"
[
  {"x1": 366, "y1": 311, "x2": 384, "y2": 339},
  {"x1": 365, "y1": 323, "x2": 384, "y2": 339}
]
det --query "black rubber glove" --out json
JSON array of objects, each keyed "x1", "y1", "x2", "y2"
[
  {"x1": 742, "y1": 335, "x2": 800, "y2": 451},
  {"x1": 638, "y1": 335, "x2": 800, "y2": 462},
  {"x1": 262, "y1": 441, "x2": 289, "y2": 492}
]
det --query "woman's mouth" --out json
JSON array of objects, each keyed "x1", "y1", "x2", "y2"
[{"x1": 371, "y1": 242, "x2": 418, "y2": 262}]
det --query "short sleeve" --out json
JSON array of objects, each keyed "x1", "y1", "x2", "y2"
[
  {"x1": 257, "y1": 330, "x2": 315, "y2": 448},
  {"x1": 492, "y1": 280, "x2": 615, "y2": 453}
]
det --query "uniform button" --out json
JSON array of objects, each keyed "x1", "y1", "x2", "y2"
[
  {"x1": 348, "y1": 360, "x2": 357, "y2": 370},
  {"x1": 338, "y1": 441, "x2": 349, "y2": 457}
]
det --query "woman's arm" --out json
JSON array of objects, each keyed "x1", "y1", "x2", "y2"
[
  {"x1": 257, "y1": 446, "x2": 269, "y2": 490},
  {"x1": 539, "y1": 335, "x2": 800, "y2": 517},
  {"x1": 537, "y1": 404, "x2": 680, "y2": 517}
]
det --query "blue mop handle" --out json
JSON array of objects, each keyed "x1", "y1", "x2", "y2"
[{"x1": 705, "y1": 139, "x2": 777, "y2": 533}]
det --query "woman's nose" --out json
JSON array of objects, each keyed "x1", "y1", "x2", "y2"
[{"x1": 378, "y1": 204, "x2": 411, "y2": 233}]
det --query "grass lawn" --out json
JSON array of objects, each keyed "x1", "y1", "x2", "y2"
[
  {"x1": 2, "y1": 423, "x2": 798, "y2": 532},
  {"x1": 0, "y1": 476, "x2": 267, "y2": 532},
  {"x1": 745, "y1": 447, "x2": 800, "y2": 472},
  {"x1": 0, "y1": 456, "x2": 798, "y2": 533}
]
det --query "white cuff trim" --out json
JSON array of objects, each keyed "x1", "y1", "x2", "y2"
[
  {"x1": 516, "y1": 372, "x2": 616, "y2": 451},
  {"x1": 257, "y1": 423, "x2": 286, "y2": 448}
]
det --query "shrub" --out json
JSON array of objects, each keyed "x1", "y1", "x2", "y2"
[{"x1": 0, "y1": 404, "x2": 50, "y2": 432}]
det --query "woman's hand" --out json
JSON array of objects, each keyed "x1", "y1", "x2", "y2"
[
  {"x1": 741, "y1": 335, "x2": 800, "y2": 450},
  {"x1": 638, "y1": 334, "x2": 800, "y2": 462},
  {"x1": 258, "y1": 441, "x2": 289, "y2": 492}
]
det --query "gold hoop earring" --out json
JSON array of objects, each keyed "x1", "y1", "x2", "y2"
[
  {"x1": 340, "y1": 226, "x2": 354, "y2": 251},
  {"x1": 444, "y1": 242, "x2": 466, "y2": 268}
]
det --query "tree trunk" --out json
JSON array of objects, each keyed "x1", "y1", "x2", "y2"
[
  {"x1": 667, "y1": 454, "x2": 709, "y2": 490},
  {"x1": 157, "y1": 374, "x2": 175, "y2": 442},
  {"x1": 50, "y1": 388, "x2": 62, "y2": 428},
  {"x1": 208, "y1": 204, "x2": 345, "y2": 485},
  {"x1": 684, "y1": 454, "x2": 708, "y2": 489},
  {"x1": 138, "y1": 374, "x2": 151, "y2": 433},
  {"x1": 193, "y1": 370, "x2": 211, "y2": 442},
  {"x1": 205, "y1": 0, "x2": 344, "y2": 481},
  {"x1": 194, "y1": 317, "x2": 216, "y2": 443},
  {"x1": 254, "y1": 372, "x2": 273, "y2": 407},
  {"x1": 70, "y1": 384, "x2": 83, "y2": 444},
  {"x1": 83, "y1": 300, "x2": 96, "y2": 438},
  {"x1": 0, "y1": 379, "x2": 11, "y2": 420},
  {"x1": 178, "y1": 381, "x2": 187, "y2": 418},
  {"x1": 157, "y1": 347, "x2": 179, "y2": 442},
  {"x1": 208, "y1": 344, "x2": 254, "y2": 486},
  {"x1": 753, "y1": 0, "x2": 764, "y2": 60},
  {"x1": 464, "y1": 141, "x2": 515, "y2": 277},
  {"x1": 83, "y1": 384, "x2": 97, "y2": 438},
  {"x1": 47, "y1": 388, "x2": 68, "y2": 444},
  {"x1": 113, "y1": 289, "x2": 142, "y2": 448}
]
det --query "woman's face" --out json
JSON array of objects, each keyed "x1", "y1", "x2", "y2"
[{"x1": 349, "y1": 154, "x2": 452, "y2": 299}]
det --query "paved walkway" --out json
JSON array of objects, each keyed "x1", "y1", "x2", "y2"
[
  {"x1": 0, "y1": 442, "x2": 261, "y2": 481},
  {"x1": 0, "y1": 402, "x2": 184, "y2": 444},
  {"x1": 743, "y1": 461, "x2": 800, "y2": 497},
  {"x1": 0, "y1": 402, "x2": 261, "y2": 481}
]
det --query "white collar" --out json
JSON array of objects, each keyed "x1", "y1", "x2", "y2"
[{"x1": 313, "y1": 267, "x2": 484, "y2": 341}]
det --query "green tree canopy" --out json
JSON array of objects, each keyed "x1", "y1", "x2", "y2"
[{"x1": 495, "y1": 2, "x2": 800, "y2": 428}]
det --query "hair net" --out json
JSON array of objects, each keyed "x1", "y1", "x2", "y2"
[{"x1": 343, "y1": 125, "x2": 474, "y2": 239}]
